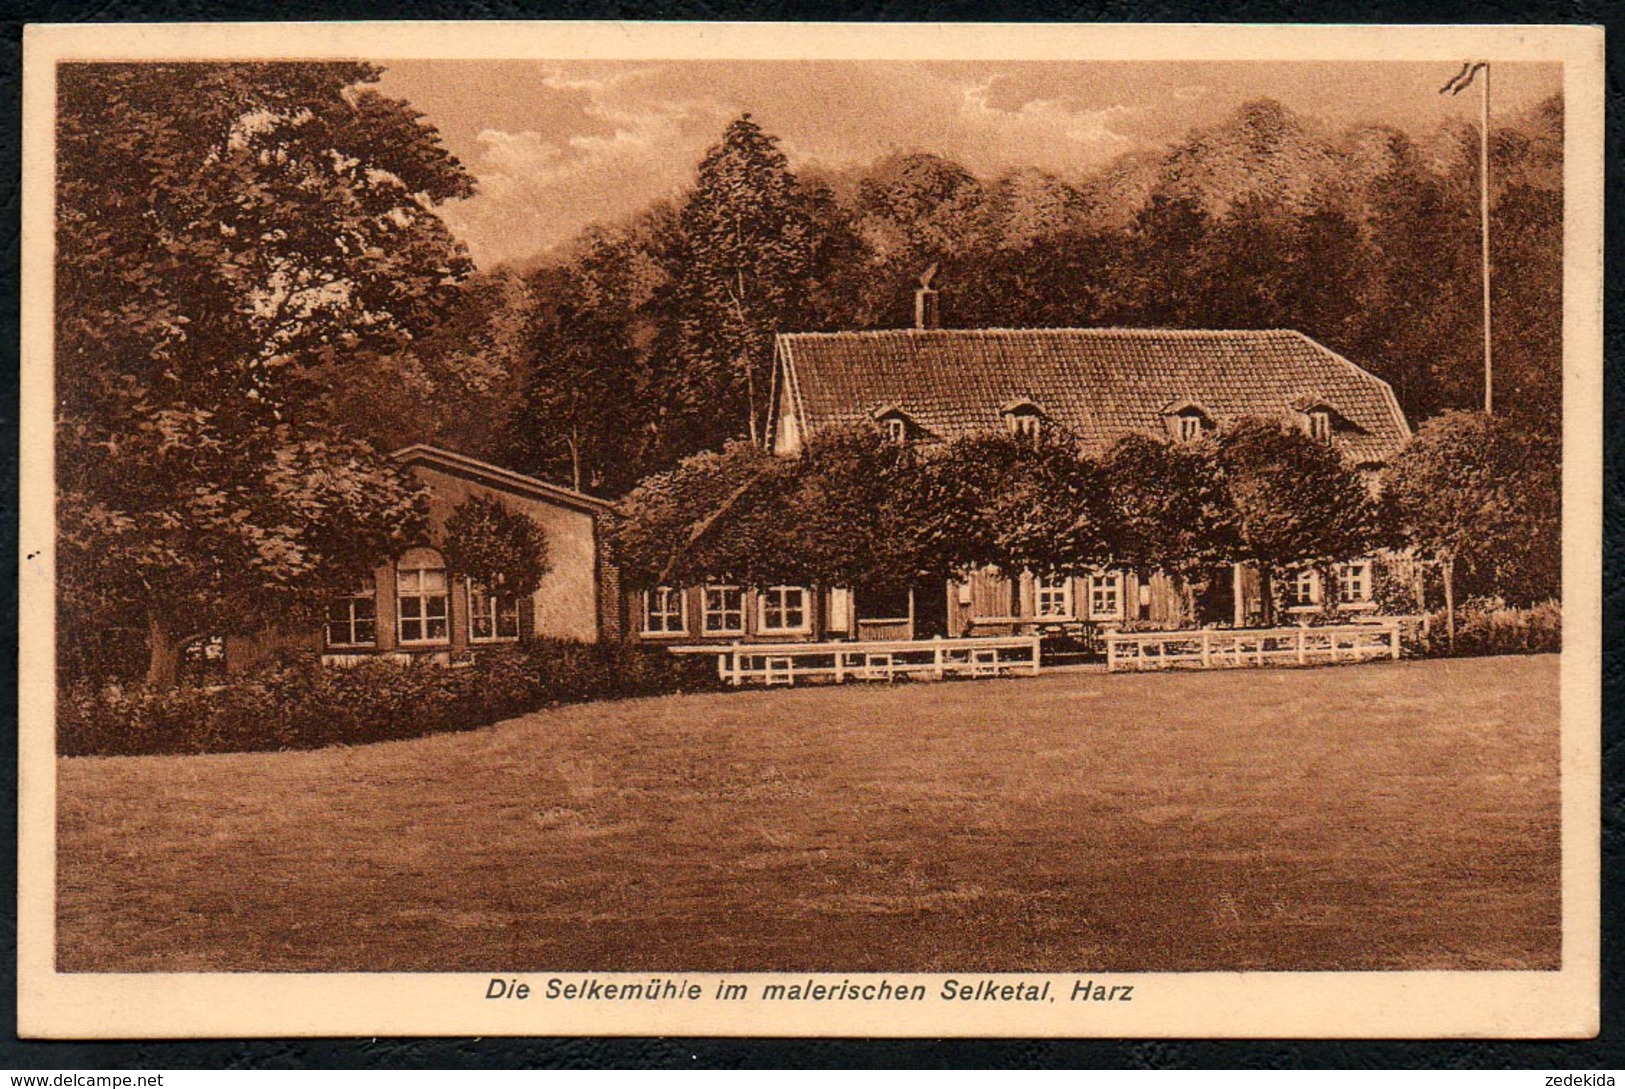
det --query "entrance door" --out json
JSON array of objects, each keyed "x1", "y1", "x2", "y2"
[
  {"x1": 912, "y1": 578, "x2": 949, "y2": 639},
  {"x1": 1192, "y1": 565, "x2": 1235, "y2": 627}
]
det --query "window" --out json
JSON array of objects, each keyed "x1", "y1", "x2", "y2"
[
  {"x1": 642, "y1": 587, "x2": 687, "y2": 635},
  {"x1": 882, "y1": 416, "x2": 907, "y2": 444},
  {"x1": 468, "y1": 582, "x2": 521, "y2": 642},
  {"x1": 702, "y1": 585, "x2": 746, "y2": 634},
  {"x1": 1288, "y1": 568, "x2": 1321, "y2": 608},
  {"x1": 1087, "y1": 573, "x2": 1123, "y2": 620},
  {"x1": 1177, "y1": 414, "x2": 1205, "y2": 442},
  {"x1": 325, "y1": 581, "x2": 377, "y2": 647},
  {"x1": 179, "y1": 634, "x2": 228, "y2": 684},
  {"x1": 397, "y1": 550, "x2": 449, "y2": 644},
  {"x1": 1308, "y1": 410, "x2": 1332, "y2": 442},
  {"x1": 759, "y1": 586, "x2": 809, "y2": 632},
  {"x1": 1337, "y1": 562, "x2": 1372, "y2": 604},
  {"x1": 1008, "y1": 412, "x2": 1042, "y2": 440},
  {"x1": 1035, "y1": 575, "x2": 1072, "y2": 618}
]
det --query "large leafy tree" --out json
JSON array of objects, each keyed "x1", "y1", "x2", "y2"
[
  {"x1": 1102, "y1": 433, "x2": 1237, "y2": 583},
  {"x1": 775, "y1": 426, "x2": 924, "y2": 593},
  {"x1": 1383, "y1": 411, "x2": 1559, "y2": 648},
  {"x1": 56, "y1": 62, "x2": 475, "y2": 685},
  {"x1": 607, "y1": 441, "x2": 795, "y2": 590},
  {"x1": 671, "y1": 115, "x2": 816, "y2": 446},
  {"x1": 908, "y1": 430, "x2": 1114, "y2": 579},
  {"x1": 1213, "y1": 418, "x2": 1380, "y2": 625}
]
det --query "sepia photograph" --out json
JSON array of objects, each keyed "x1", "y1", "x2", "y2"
[{"x1": 17, "y1": 21, "x2": 1602, "y2": 1039}]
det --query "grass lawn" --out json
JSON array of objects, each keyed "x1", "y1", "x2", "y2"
[{"x1": 56, "y1": 654, "x2": 1560, "y2": 973}]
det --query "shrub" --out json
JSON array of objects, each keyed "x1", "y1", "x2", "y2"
[
  {"x1": 1415, "y1": 598, "x2": 1561, "y2": 658},
  {"x1": 58, "y1": 638, "x2": 726, "y2": 758}
]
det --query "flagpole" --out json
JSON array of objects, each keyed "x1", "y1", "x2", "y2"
[{"x1": 1480, "y1": 62, "x2": 1492, "y2": 415}]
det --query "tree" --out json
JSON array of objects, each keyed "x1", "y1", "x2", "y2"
[
  {"x1": 1383, "y1": 411, "x2": 1559, "y2": 649},
  {"x1": 607, "y1": 441, "x2": 794, "y2": 591},
  {"x1": 56, "y1": 62, "x2": 475, "y2": 685},
  {"x1": 1102, "y1": 433, "x2": 1237, "y2": 583},
  {"x1": 908, "y1": 430, "x2": 1114, "y2": 580},
  {"x1": 442, "y1": 495, "x2": 550, "y2": 598},
  {"x1": 1213, "y1": 419, "x2": 1380, "y2": 626},
  {"x1": 776, "y1": 426, "x2": 925, "y2": 593},
  {"x1": 671, "y1": 115, "x2": 817, "y2": 445}
]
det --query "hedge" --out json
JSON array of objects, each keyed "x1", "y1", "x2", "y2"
[
  {"x1": 59, "y1": 639, "x2": 722, "y2": 758},
  {"x1": 1416, "y1": 599, "x2": 1561, "y2": 658}
]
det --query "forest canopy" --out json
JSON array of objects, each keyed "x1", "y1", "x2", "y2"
[{"x1": 500, "y1": 94, "x2": 1563, "y2": 495}]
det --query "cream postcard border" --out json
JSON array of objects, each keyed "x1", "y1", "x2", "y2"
[{"x1": 17, "y1": 20, "x2": 1604, "y2": 1039}]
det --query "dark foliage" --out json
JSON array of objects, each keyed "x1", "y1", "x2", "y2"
[
  {"x1": 442, "y1": 494, "x2": 550, "y2": 597},
  {"x1": 59, "y1": 640, "x2": 722, "y2": 758},
  {"x1": 509, "y1": 95, "x2": 1563, "y2": 491}
]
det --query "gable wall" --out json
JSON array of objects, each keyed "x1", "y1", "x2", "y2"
[{"x1": 409, "y1": 463, "x2": 600, "y2": 644}]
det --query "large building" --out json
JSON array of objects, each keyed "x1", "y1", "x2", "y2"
[
  {"x1": 203, "y1": 445, "x2": 615, "y2": 679},
  {"x1": 631, "y1": 313, "x2": 1411, "y2": 646}
]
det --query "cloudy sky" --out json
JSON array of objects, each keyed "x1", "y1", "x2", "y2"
[{"x1": 375, "y1": 60, "x2": 1561, "y2": 270}]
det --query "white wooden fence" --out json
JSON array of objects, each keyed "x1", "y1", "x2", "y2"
[
  {"x1": 1104, "y1": 622, "x2": 1402, "y2": 673},
  {"x1": 668, "y1": 635, "x2": 1042, "y2": 687}
]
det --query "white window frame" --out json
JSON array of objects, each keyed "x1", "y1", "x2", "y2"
[
  {"x1": 642, "y1": 587, "x2": 687, "y2": 636},
  {"x1": 467, "y1": 580, "x2": 521, "y2": 643},
  {"x1": 1308, "y1": 410, "x2": 1332, "y2": 442},
  {"x1": 325, "y1": 585, "x2": 377, "y2": 648},
  {"x1": 702, "y1": 585, "x2": 746, "y2": 635},
  {"x1": 397, "y1": 554, "x2": 450, "y2": 645},
  {"x1": 1087, "y1": 572, "x2": 1124, "y2": 620},
  {"x1": 882, "y1": 416, "x2": 907, "y2": 444},
  {"x1": 758, "y1": 586, "x2": 811, "y2": 634},
  {"x1": 1007, "y1": 412, "x2": 1042, "y2": 440},
  {"x1": 1289, "y1": 568, "x2": 1322, "y2": 609},
  {"x1": 1034, "y1": 574, "x2": 1072, "y2": 619},
  {"x1": 1336, "y1": 561, "x2": 1373, "y2": 605}
]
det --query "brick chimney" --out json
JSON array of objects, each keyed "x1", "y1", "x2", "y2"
[{"x1": 914, "y1": 263, "x2": 941, "y2": 330}]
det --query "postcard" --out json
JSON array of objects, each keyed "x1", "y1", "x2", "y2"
[{"x1": 17, "y1": 20, "x2": 1603, "y2": 1038}]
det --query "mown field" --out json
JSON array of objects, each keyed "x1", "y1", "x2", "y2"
[{"x1": 57, "y1": 655, "x2": 1560, "y2": 973}]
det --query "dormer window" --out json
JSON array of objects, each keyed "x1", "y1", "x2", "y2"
[
  {"x1": 1160, "y1": 398, "x2": 1212, "y2": 443},
  {"x1": 1291, "y1": 396, "x2": 1345, "y2": 444},
  {"x1": 1001, "y1": 399, "x2": 1044, "y2": 442},
  {"x1": 871, "y1": 404, "x2": 921, "y2": 445}
]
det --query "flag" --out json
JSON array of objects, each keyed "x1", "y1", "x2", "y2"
[{"x1": 1440, "y1": 62, "x2": 1487, "y2": 95}]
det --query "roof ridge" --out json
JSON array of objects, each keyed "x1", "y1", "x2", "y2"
[
  {"x1": 776, "y1": 327, "x2": 1303, "y2": 339},
  {"x1": 390, "y1": 444, "x2": 613, "y2": 511}
]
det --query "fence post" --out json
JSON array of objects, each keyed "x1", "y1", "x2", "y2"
[
  {"x1": 1389, "y1": 622, "x2": 1401, "y2": 660},
  {"x1": 1201, "y1": 630, "x2": 1211, "y2": 669},
  {"x1": 730, "y1": 642, "x2": 741, "y2": 687},
  {"x1": 1296, "y1": 627, "x2": 1305, "y2": 665},
  {"x1": 1031, "y1": 635, "x2": 1042, "y2": 675},
  {"x1": 1106, "y1": 635, "x2": 1115, "y2": 673},
  {"x1": 933, "y1": 636, "x2": 944, "y2": 680}
]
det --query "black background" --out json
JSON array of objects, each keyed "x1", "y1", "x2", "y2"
[{"x1": 0, "y1": 0, "x2": 1619, "y2": 1069}]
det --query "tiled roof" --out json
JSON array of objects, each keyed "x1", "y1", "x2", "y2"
[
  {"x1": 391, "y1": 445, "x2": 612, "y2": 514},
  {"x1": 774, "y1": 328, "x2": 1410, "y2": 465}
]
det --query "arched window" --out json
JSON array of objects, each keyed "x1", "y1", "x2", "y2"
[{"x1": 397, "y1": 548, "x2": 449, "y2": 644}]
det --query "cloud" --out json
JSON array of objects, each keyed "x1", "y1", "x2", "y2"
[{"x1": 435, "y1": 70, "x2": 738, "y2": 265}]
